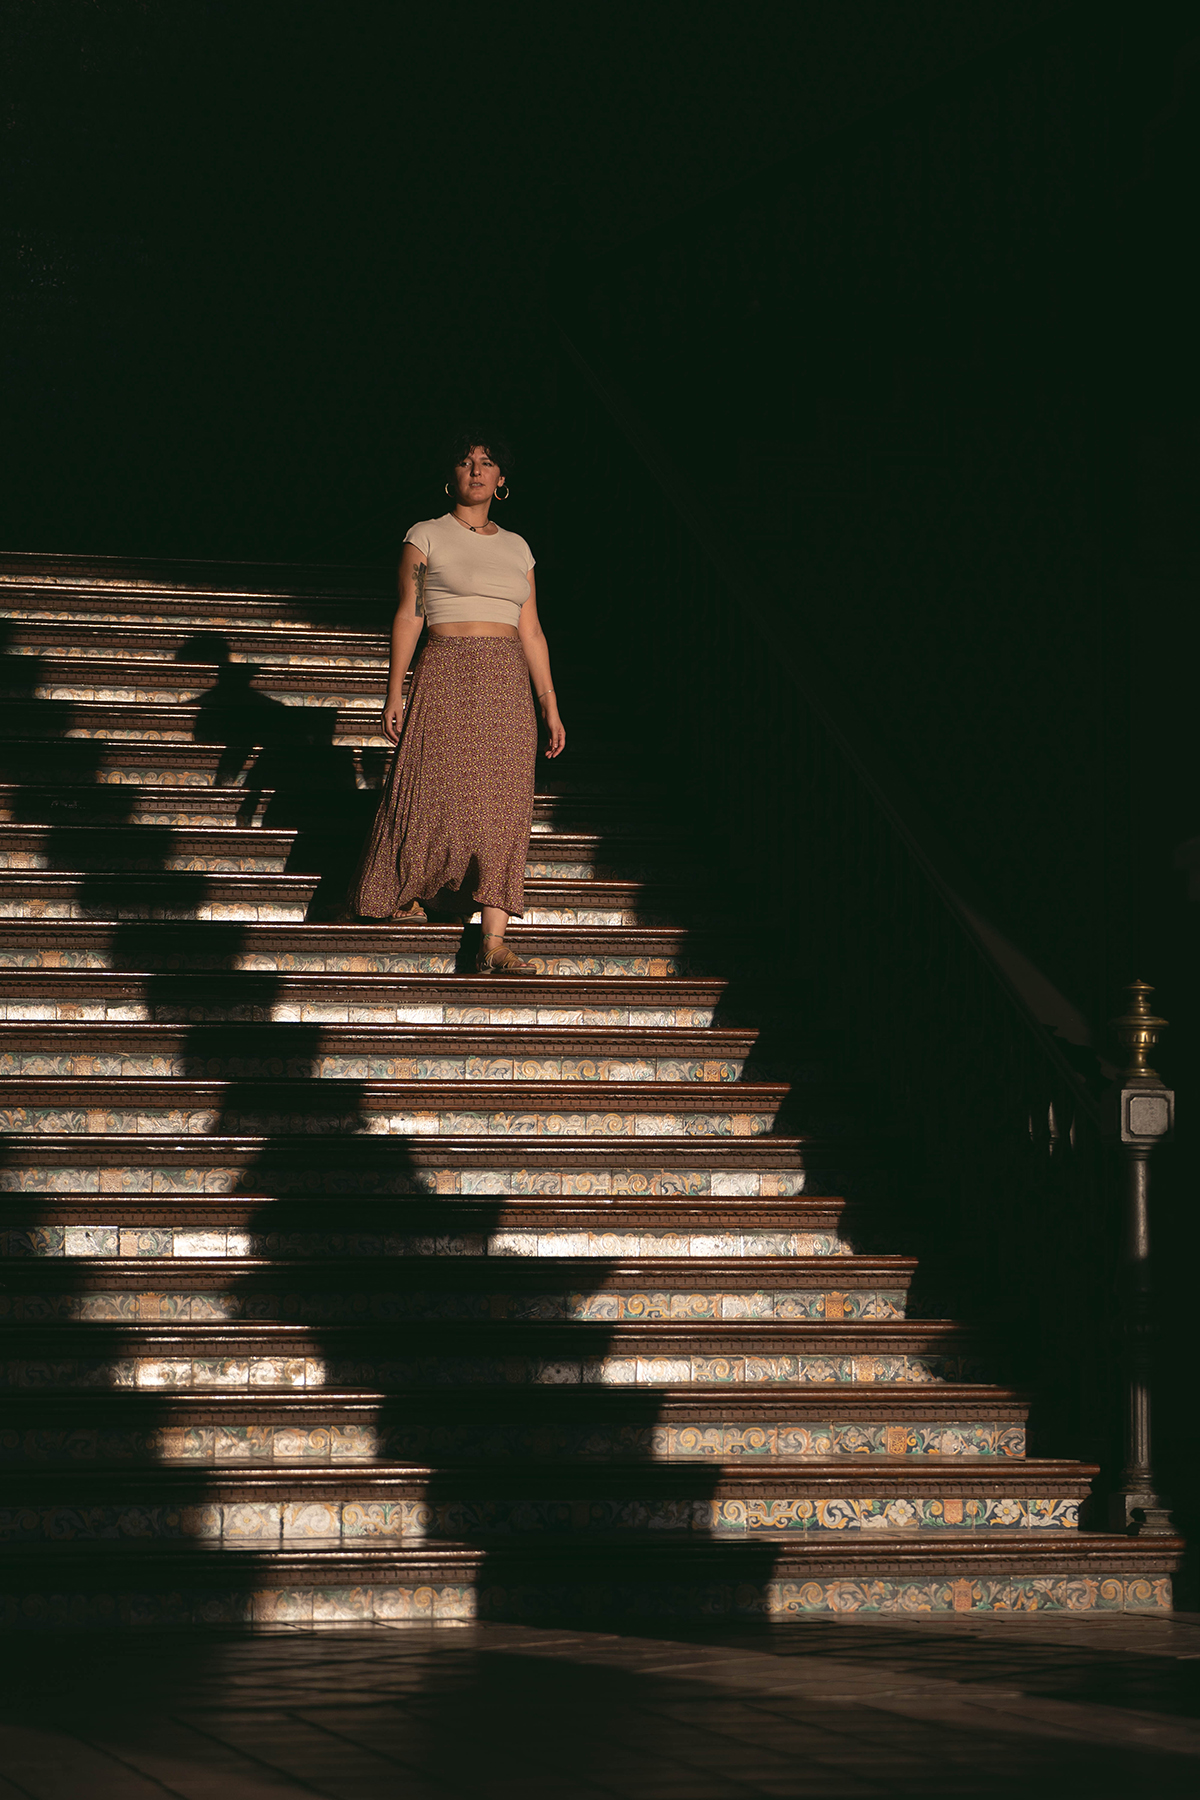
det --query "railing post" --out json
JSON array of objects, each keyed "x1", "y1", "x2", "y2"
[{"x1": 1106, "y1": 981, "x2": 1175, "y2": 1535}]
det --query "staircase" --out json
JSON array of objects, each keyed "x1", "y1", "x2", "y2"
[{"x1": 0, "y1": 551, "x2": 1179, "y2": 1629}]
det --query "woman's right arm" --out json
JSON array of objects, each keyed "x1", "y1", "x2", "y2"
[{"x1": 383, "y1": 542, "x2": 427, "y2": 742}]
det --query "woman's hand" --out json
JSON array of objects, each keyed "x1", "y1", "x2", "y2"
[
  {"x1": 541, "y1": 699, "x2": 566, "y2": 759},
  {"x1": 382, "y1": 692, "x2": 406, "y2": 743}
]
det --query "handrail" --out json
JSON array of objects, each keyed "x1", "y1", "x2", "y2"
[{"x1": 554, "y1": 320, "x2": 1105, "y2": 1124}]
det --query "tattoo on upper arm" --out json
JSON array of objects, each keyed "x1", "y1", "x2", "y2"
[{"x1": 414, "y1": 562, "x2": 426, "y2": 616}]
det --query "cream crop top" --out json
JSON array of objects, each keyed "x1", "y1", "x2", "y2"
[{"x1": 403, "y1": 514, "x2": 535, "y2": 627}]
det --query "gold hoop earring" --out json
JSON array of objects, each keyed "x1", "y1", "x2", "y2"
[
  {"x1": 444, "y1": 482, "x2": 452, "y2": 496},
  {"x1": 495, "y1": 484, "x2": 510, "y2": 500}
]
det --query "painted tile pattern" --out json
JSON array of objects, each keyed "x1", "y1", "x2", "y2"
[
  {"x1": 0, "y1": 1573, "x2": 1173, "y2": 1630},
  {"x1": 0, "y1": 1418, "x2": 1027, "y2": 1467},
  {"x1": 0, "y1": 561, "x2": 1174, "y2": 1625},
  {"x1": 0, "y1": 1491, "x2": 1082, "y2": 1544},
  {"x1": 0, "y1": 1348, "x2": 989, "y2": 1390},
  {"x1": 0, "y1": 1285, "x2": 908, "y2": 1323}
]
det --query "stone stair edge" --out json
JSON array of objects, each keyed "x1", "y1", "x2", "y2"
[
  {"x1": 0, "y1": 1317, "x2": 973, "y2": 1347},
  {"x1": 0, "y1": 1382, "x2": 1028, "y2": 1416},
  {"x1": 0, "y1": 1134, "x2": 845, "y2": 1169},
  {"x1": 0, "y1": 553, "x2": 393, "y2": 590},
  {"x1": 2, "y1": 624, "x2": 390, "y2": 651},
  {"x1": 0, "y1": 1023, "x2": 759, "y2": 1053},
  {"x1": 0, "y1": 1458, "x2": 1099, "y2": 1495},
  {"x1": 0, "y1": 784, "x2": 667, "y2": 821},
  {"x1": 0, "y1": 1532, "x2": 1180, "y2": 1576},
  {"x1": 0, "y1": 973, "x2": 730, "y2": 999},
  {"x1": 0, "y1": 1252, "x2": 906, "y2": 1283},
  {"x1": 0, "y1": 1075, "x2": 795, "y2": 1104},
  {"x1": 0, "y1": 921, "x2": 755, "y2": 946},
  {"x1": 0, "y1": 822, "x2": 683, "y2": 852},
  {"x1": 5, "y1": 655, "x2": 390, "y2": 688}
]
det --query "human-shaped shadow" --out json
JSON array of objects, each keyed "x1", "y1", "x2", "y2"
[{"x1": 179, "y1": 632, "x2": 376, "y2": 910}]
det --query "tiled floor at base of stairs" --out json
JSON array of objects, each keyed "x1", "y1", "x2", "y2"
[
  {"x1": 0, "y1": 551, "x2": 1182, "y2": 1626},
  {"x1": 6, "y1": 1614, "x2": 1198, "y2": 1799}
]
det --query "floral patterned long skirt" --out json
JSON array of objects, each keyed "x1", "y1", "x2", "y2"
[{"x1": 348, "y1": 635, "x2": 536, "y2": 919}]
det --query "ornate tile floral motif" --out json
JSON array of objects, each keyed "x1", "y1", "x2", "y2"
[
  {"x1": 0, "y1": 1572, "x2": 1170, "y2": 1631},
  {"x1": 0, "y1": 571, "x2": 1178, "y2": 1628}
]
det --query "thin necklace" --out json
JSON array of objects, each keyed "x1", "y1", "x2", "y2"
[{"x1": 451, "y1": 510, "x2": 494, "y2": 534}]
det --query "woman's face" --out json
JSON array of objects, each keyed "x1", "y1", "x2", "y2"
[{"x1": 451, "y1": 445, "x2": 504, "y2": 507}]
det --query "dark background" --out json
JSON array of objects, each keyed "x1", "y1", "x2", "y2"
[
  {"x1": 3, "y1": 0, "x2": 1198, "y2": 1540},
  {"x1": 2, "y1": 0, "x2": 1095, "y2": 562},
  {"x1": 1, "y1": 3, "x2": 1192, "y2": 996}
]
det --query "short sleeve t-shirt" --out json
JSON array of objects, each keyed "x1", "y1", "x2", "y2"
[{"x1": 403, "y1": 514, "x2": 535, "y2": 627}]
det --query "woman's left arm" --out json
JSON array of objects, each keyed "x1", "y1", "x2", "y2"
[{"x1": 518, "y1": 575, "x2": 566, "y2": 758}]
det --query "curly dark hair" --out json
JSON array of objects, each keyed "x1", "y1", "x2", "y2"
[{"x1": 444, "y1": 426, "x2": 515, "y2": 482}]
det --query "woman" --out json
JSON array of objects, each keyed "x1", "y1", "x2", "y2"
[{"x1": 348, "y1": 431, "x2": 566, "y2": 974}]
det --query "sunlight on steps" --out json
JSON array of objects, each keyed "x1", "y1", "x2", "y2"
[{"x1": 0, "y1": 551, "x2": 1178, "y2": 1629}]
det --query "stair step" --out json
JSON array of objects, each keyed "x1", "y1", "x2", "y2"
[
  {"x1": 0, "y1": 738, "x2": 392, "y2": 789},
  {"x1": 1, "y1": 872, "x2": 318, "y2": 921},
  {"x1": 0, "y1": 1384, "x2": 1029, "y2": 1464},
  {"x1": 0, "y1": 874, "x2": 699, "y2": 927},
  {"x1": 0, "y1": 1023, "x2": 760, "y2": 1082},
  {"x1": 0, "y1": 697, "x2": 641, "y2": 759},
  {"x1": 0, "y1": 1139, "x2": 845, "y2": 1198},
  {"x1": 0, "y1": 781, "x2": 667, "y2": 832},
  {"x1": 0, "y1": 1255, "x2": 914, "y2": 1322},
  {"x1": 0, "y1": 1197, "x2": 849, "y2": 1261},
  {"x1": 0, "y1": 1318, "x2": 983, "y2": 1391},
  {"x1": 0, "y1": 551, "x2": 1143, "y2": 1623},
  {"x1": 0, "y1": 1533, "x2": 1178, "y2": 1625},
  {"x1": 0, "y1": 549, "x2": 389, "y2": 596},
  {"x1": 0, "y1": 920, "x2": 743, "y2": 976},
  {"x1": 0, "y1": 971, "x2": 728, "y2": 1027},
  {"x1": 0, "y1": 823, "x2": 341, "y2": 871},
  {"x1": 0, "y1": 822, "x2": 687, "y2": 881},
  {"x1": 1, "y1": 621, "x2": 390, "y2": 665},
  {"x1": 1, "y1": 654, "x2": 389, "y2": 708},
  {"x1": 0, "y1": 1073, "x2": 800, "y2": 1138},
  {"x1": 0, "y1": 1458, "x2": 1096, "y2": 1544},
  {"x1": 0, "y1": 698, "x2": 394, "y2": 744}
]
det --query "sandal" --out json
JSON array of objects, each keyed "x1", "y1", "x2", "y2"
[
  {"x1": 388, "y1": 900, "x2": 427, "y2": 922},
  {"x1": 476, "y1": 932, "x2": 538, "y2": 976}
]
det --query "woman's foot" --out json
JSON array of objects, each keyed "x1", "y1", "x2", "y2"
[{"x1": 476, "y1": 932, "x2": 538, "y2": 976}]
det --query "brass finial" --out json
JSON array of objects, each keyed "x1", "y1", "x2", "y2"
[{"x1": 1111, "y1": 980, "x2": 1168, "y2": 1080}]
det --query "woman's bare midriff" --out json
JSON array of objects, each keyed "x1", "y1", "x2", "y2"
[{"x1": 427, "y1": 622, "x2": 519, "y2": 638}]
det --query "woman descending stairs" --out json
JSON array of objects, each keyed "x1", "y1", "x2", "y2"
[{"x1": 0, "y1": 551, "x2": 1180, "y2": 1628}]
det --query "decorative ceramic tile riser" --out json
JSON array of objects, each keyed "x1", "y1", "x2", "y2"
[
  {"x1": 0, "y1": 1105, "x2": 778, "y2": 1137},
  {"x1": 0, "y1": 851, "x2": 294, "y2": 874},
  {"x1": 0, "y1": 1003, "x2": 718, "y2": 1027},
  {"x1": 0, "y1": 1052, "x2": 746, "y2": 1083},
  {"x1": 519, "y1": 909, "x2": 682, "y2": 926},
  {"x1": 0, "y1": 1351, "x2": 984, "y2": 1390},
  {"x1": 524, "y1": 860, "x2": 669, "y2": 880},
  {"x1": 0, "y1": 1573, "x2": 1173, "y2": 1631},
  {"x1": 0, "y1": 1156, "x2": 815, "y2": 1194},
  {"x1": 0, "y1": 1495, "x2": 1081, "y2": 1545},
  {"x1": 24, "y1": 683, "x2": 381, "y2": 708},
  {"x1": 0, "y1": 950, "x2": 694, "y2": 976},
  {"x1": 1, "y1": 1226, "x2": 844, "y2": 1259},
  {"x1": 7, "y1": 722, "x2": 390, "y2": 747},
  {"x1": 0, "y1": 1288, "x2": 906, "y2": 1324},
  {"x1": 0, "y1": 899, "x2": 310, "y2": 922},
  {"x1": 2, "y1": 643, "x2": 389, "y2": 668},
  {"x1": 0, "y1": 1419, "x2": 1026, "y2": 1467},
  {"x1": 0, "y1": 800, "x2": 295, "y2": 826},
  {"x1": 0, "y1": 853, "x2": 672, "y2": 882},
  {"x1": 0, "y1": 757, "x2": 386, "y2": 790}
]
